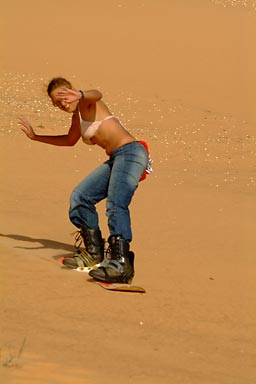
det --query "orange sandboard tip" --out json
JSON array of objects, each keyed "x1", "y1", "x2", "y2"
[{"x1": 96, "y1": 282, "x2": 146, "y2": 293}]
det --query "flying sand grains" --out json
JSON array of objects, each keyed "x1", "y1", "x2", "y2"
[
  {"x1": 211, "y1": 0, "x2": 256, "y2": 10},
  {"x1": 1, "y1": 72, "x2": 255, "y2": 191}
]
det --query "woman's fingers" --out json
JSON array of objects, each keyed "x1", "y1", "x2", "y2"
[
  {"x1": 18, "y1": 116, "x2": 36, "y2": 139},
  {"x1": 55, "y1": 87, "x2": 67, "y2": 95},
  {"x1": 18, "y1": 116, "x2": 30, "y2": 126},
  {"x1": 55, "y1": 88, "x2": 79, "y2": 102}
]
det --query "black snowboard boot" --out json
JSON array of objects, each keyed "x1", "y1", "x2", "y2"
[
  {"x1": 63, "y1": 227, "x2": 104, "y2": 269},
  {"x1": 89, "y1": 235, "x2": 135, "y2": 283}
]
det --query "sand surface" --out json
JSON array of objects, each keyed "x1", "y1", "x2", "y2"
[{"x1": 1, "y1": 1, "x2": 256, "y2": 383}]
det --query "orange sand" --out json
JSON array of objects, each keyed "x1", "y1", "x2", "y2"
[{"x1": 1, "y1": 1, "x2": 256, "y2": 383}]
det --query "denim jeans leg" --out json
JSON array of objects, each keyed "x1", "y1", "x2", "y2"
[
  {"x1": 69, "y1": 162, "x2": 111, "y2": 229},
  {"x1": 106, "y1": 143, "x2": 148, "y2": 242}
]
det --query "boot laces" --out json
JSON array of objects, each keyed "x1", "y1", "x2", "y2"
[
  {"x1": 73, "y1": 230, "x2": 105, "y2": 267},
  {"x1": 105, "y1": 246, "x2": 112, "y2": 261},
  {"x1": 74, "y1": 248, "x2": 99, "y2": 267},
  {"x1": 74, "y1": 230, "x2": 83, "y2": 250},
  {"x1": 73, "y1": 231, "x2": 97, "y2": 266}
]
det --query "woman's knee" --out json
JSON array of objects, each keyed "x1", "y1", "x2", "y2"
[
  {"x1": 70, "y1": 188, "x2": 96, "y2": 209},
  {"x1": 70, "y1": 188, "x2": 82, "y2": 209}
]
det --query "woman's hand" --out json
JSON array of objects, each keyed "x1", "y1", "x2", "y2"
[
  {"x1": 18, "y1": 116, "x2": 36, "y2": 140},
  {"x1": 55, "y1": 87, "x2": 81, "y2": 104}
]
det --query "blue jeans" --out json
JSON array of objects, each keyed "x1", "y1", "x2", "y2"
[{"x1": 69, "y1": 141, "x2": 148, "y2": 242}]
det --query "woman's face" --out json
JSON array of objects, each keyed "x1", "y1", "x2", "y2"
[{"x1": 50, "y1": 87, "x2": 78, "y2": 113}]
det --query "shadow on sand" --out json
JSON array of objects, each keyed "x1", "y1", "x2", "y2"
[{"x1": 0, "y1": 233, "x2": 75, "y2": 259}]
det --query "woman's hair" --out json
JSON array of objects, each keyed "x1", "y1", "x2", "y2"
[{"x1": 47, "y1": 77, "x2": 72, "y2": 96}]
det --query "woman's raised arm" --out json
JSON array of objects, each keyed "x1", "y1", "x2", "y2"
[
  {"x1": 55, "y1": 87, "x2": 102, "y2": 105},
  {"x1": 18, "y1": 111, "x2": 81, "y2": 146}
]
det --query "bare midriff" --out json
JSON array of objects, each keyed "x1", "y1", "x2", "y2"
[{"x1": 91, "y1": 118, "x2": 136, "y2": 156}]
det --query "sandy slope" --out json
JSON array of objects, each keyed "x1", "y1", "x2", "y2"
[{"x1": 1, "y1": 1, "x2": 256, "y2": 383}]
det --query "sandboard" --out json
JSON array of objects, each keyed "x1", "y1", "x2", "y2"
[
  {"x1": 96, "y1": 281, "x2": 146, "y2": 293},
  {"x1": 58, "y1": 256, "x2": 146, "y2": 293}
]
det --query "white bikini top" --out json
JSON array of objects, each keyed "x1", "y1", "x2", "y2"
[{"x1": 78, "y1": 109, "x2": 116, "y2": 145}]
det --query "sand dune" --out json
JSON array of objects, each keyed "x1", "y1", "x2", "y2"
[{"x1": 1, "y1": 1, "x2": 256, "y2": 383}]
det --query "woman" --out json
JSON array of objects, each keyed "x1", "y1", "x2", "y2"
[{"x1": 19, "y1": 77, "x2": 151, "y2": 284}]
